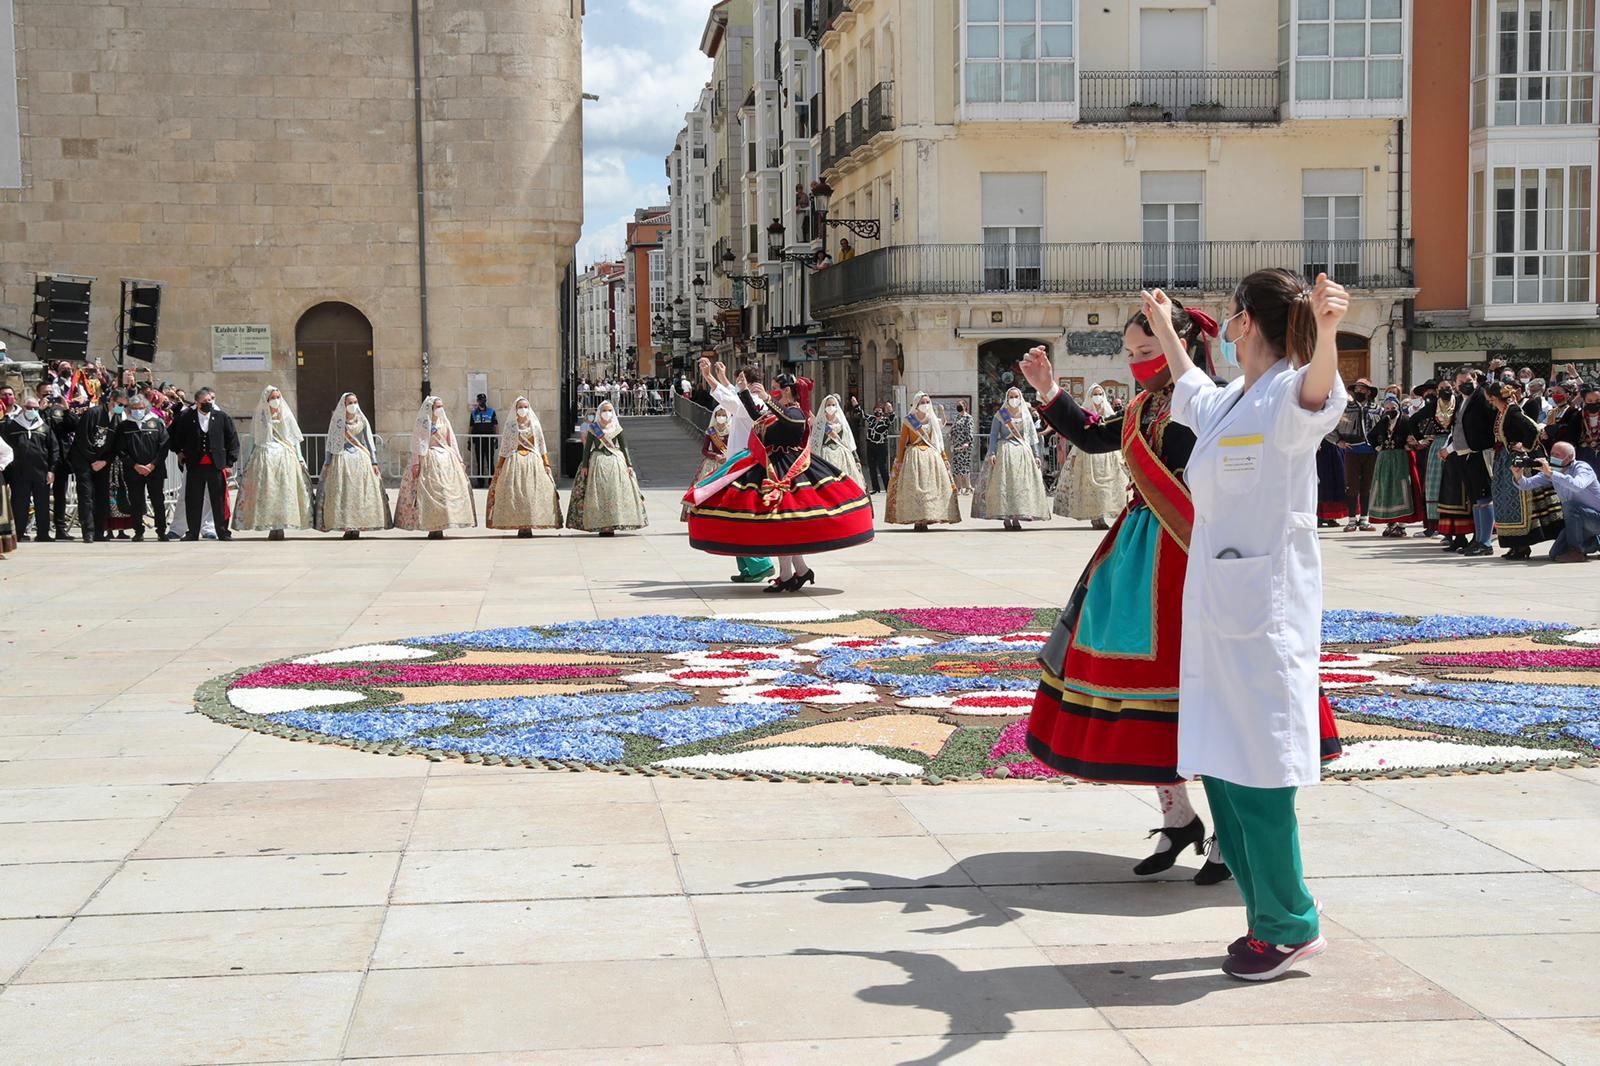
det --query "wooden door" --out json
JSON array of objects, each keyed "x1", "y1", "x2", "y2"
[
  {"x1": 1336, "y1": 331, "x2": 1370, "y2": 387},
  {"x1": 294, "y1": 303, "x2": 375, "y2": 429}
]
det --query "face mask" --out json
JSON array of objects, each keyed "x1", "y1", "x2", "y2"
[
  {"x1": 1438, "y1": 391, "x2": 1454, "y2": 401},
  {"x1": 1586, "y1": 403, "x2": 1600, "y2": 413},
  {"x1": 1007, "y1": 396, "x2": 1023, "y2": 409},
  {"x1": 917, "y1": 402, "x2": 931, "y2": 413},
  {"x1": 1550, "y1": 457, "x2": 1568, "y2": 468},
  {"x1": 20, "y1": 407, "x2": 40, "y2": 423},
  {"x1": 199, "y1": 400, "x2": 214, "y2": 411},
  {"x1": 269, "y1": 397, "x2": 282, "y2": 409},
  {"x1": 131, "y1": 407, "x2": 148, "y2": 419},
  {"x1": 600, "y1": 410, "x2": 615, "y2": 422},
  {"x1": 1216, "y1": 310, "x2": 1245, "y2": 369},
  {"x1": 1460, "y1": 382, "x2": 1476, "y2": 396}
]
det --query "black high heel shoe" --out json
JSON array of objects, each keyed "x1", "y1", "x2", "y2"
[
  {"x1": 787, "y1": 569, "x2": 816, "y2": 592},
  {"x1": 1133, "y1": 815, "x2": 1206, "y2": 876},
  {"x1": 1193, "y1": 837, "x2": 1234, "y2": 885},
  {"x1": 762, "y1": 576, "x2": 789, "y2": 594}
]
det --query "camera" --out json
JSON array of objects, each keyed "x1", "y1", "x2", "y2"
[{"x1": 1511, "y1": 454, "x2": 1540, "y2": 469}]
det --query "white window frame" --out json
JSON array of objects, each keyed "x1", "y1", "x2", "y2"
[
  {"x1": 1140, "y1": 172, "x2": 1205, "y2": 289},
  {"x1": 1302, "y1": 169, "x2": 1366, "y2": 285},
  {"x1": 957, "y1": 0, "x2": 1080, "y2": 123},
  {"x1": 981, "y1": 172, "x2": 1046, "y2": 291},
  {"x1": 1282, "y1": 0, "x2": 1410, "y2": 119},
  {"x1": 1471, "y1": 0, "x2": 1597, "y2": 129},
  {"x1": 1468, "y1": 138, "x2": 1599, "y2": 321}
]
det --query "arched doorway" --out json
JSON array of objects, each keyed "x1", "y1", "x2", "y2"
[
  {"x1": 1335, "y1": 330, "x2": 1371, "y2": 387},
  {"x1": 978, "y1": 338, "x2": 1048, "y2": 436},
  {"x1": 295, "y1": 302, "x2": 374, "y2": 429}
]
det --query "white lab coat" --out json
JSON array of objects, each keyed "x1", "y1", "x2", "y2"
[
  {"x1": 712, "y1": 381, "x2": 758, "y2": 452},
  {"x1": 1170, "y1": 360, "x2": 1347, "y2": 789}
]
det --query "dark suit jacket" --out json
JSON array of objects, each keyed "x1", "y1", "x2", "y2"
[
  {"x1": 1459, "y1": 388, "x2": 1497, "y2": 453},
  {"x1": 170, "y1": 406, "x2": 241, "y2": 469},
  {"x1": 63, "y1": 406, "x2": 115, "y2": 466},
  {"x1": 1, "y1": 417, "x2": 60, "y2": 482}
]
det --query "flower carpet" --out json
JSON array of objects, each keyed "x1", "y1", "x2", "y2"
[{"x1": 194, "y1": 608, "x2": 1600, "y2": 782}]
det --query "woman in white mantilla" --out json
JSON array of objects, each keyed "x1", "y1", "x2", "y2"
[
  {"x1": 884, "y1": 391, "x2": 961, "y2": 530},
  {"x1": 394, "y1": 395, "x2": 477, "y2": 538},
  {"x1": 973, "y1": 386, "x2": 1051, "y2": 529},
  {"x1": 486, "y1": 396, "x2": 563, "y2": 536},
  {"x1": 1060, "y1": 384, "x2": 1130, "y2": 529},
  {"x1": 566, "y1": 399, "x2": 647, "y2": 535},
  {"x1": 233, "y1": 385, "x2": 312, "y2": 539},
  {"x1": 314, "y1": 392, "x2": 390, "y2": 537},
  {"x1": 811, "y1": 393, "x2": 867, "y2": 492}
]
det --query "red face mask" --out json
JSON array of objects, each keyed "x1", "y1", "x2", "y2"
[{"x1": 1130, "y1": 353, "x2": 1169, "y2": 384}]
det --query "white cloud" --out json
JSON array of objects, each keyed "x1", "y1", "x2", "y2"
[{"x1": 578, "y1": 1, "x2": 713, "y2": 256}]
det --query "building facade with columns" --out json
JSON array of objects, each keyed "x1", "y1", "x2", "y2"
[
  {"x1": 808, "y1": 0, "x2": 1417, "y2": 421},
  {"x1": 0, "y1": 0, "x2": 584, "y2": 442}
]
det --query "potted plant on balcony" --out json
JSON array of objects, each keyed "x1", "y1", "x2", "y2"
[
  {"x1": 1127, "y1": 101, "x2": 1165, "y2": 121},
  {"x1": 1187, "y1": 100, "x2": 1226, "y2": 121}
]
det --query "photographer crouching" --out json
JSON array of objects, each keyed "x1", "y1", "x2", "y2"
[{"x1": 1514, "y1": 442, "x2": 1600, "y2": 563}]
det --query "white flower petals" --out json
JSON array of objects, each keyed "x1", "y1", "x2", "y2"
[
  {"x1": 1329, "y1": 739, "x2": 1569, "y2": 773},
  {"x1": 228, "y1": 688, "x2": 365, "y2": 715},
  {"x1": 291, "y1": 644, "x2": 436, "y2": 665},
  {"x1": 655, "y1": 745, "x2": 924, "y2": 776}
]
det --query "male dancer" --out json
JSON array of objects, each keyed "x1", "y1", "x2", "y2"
[{"x1": 699, "y1": 357, "x2": 775, "y2": 584}]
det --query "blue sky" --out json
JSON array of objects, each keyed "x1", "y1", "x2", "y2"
[{"x1": 578, "y1": 0, "x2": 714, "y2": 266}]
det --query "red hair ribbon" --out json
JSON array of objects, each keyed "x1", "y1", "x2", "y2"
[{"x1": 1186, "y1": 308, "x2": 1220, "y2": 337}]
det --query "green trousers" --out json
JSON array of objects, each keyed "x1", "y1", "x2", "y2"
[
  {"x1": 1202, "y1": 776, "x2": 1319, "y2": 945},
  {"x1": 737, "y1": 556, "x2": 775, "y2": 578}
]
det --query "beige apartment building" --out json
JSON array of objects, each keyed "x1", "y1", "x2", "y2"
[
  {"x1": 0, "y1": 0, "x2": 583, "y2": 440},
  {"x1": 809, "y1": 0, "x2": 1416, "y2": 416}
]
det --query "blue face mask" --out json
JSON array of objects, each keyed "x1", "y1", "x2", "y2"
[
  {"x1": 1550, "y1": 457, "x2": 1567, "y2": 469},
  {"x1": 1216, "y1": 310, "x2": 1245, "y2": 369}
]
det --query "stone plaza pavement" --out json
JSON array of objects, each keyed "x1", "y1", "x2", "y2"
[{"x1": 0, "y1": 481, "x2": 1597, "y2": 1065}]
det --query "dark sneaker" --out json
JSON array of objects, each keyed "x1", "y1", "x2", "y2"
[
  {"x1": 1223, "y1": 936, "x2": 1327, "y2": 982},
  {"x1": 1228, "y1": 900, "x2": 1322, "y2": 957}
]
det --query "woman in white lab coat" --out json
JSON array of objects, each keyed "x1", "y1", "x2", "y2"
[{"x1": 1143, "y1": 269, "x2": 1349, "y2": 983}]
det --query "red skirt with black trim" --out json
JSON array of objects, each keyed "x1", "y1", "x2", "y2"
[{"x1": 685, "y1": 448, "x2": 875, "y2": 557}]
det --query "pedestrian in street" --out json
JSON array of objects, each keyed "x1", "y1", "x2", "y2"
[
  {"x1": 1, "y1": 395, "x2": 59, "y2": 542},
  {"x1": 468, "y1": 393, "x2": 498, "y2": 488},
  {"x1": 170, "y1": 387, "x2": 240, "y2": 542},
  {"x1": 1152, "y1": 268, "x2": 1351, "y2": 982},
  {"x1": 863, "y1": 403, "x2": 892, "y2": 493},
  {"x1": 113, "y1": 391, "x2": 170, "y2": 542},
  {"x1": 43, "y1": 387, "x2": 75, "y2": 540}
]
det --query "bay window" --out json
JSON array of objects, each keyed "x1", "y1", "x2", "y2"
[
  {"x1": 959, "y1": 0, "x2": 1076, "y2": 119},
  {"x1": 1472, "y1": 0, "x2": 1596, "y2": 128},
  {"x1": 1470, "y1": 163, "x2": 1595, "y2": 315},
  {"x1": 1280, "y1": 0, "x2": 1408, "y2": 116}
]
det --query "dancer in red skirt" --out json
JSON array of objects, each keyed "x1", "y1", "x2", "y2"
[
  {"x1": 1019, "y1": 306, "x2": 1341, "y2": 885},
  {"x1": 684, "y1": 373, "x2": 874, "y2": 592}
]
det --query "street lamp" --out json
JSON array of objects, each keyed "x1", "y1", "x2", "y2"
[
  {"x1": 808, "y1": 178, "x2": 880, "y2": 241},
  {"x1": 694, "y1": 272, "x2": 737, "y2": 310},
  {"x1": 720, "y1": 249, "x2": 770, "y2": 290},
  {"x1": 767, "y1": 219, "x2": 828, "y2": 268}
]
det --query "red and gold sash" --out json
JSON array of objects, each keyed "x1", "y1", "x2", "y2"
[{"x1": 1120, "y1": 389, "x2": 1194, "y2": 554}]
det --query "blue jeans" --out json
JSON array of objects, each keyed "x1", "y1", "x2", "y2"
[{"x1": 1552, "y1": 498, "x2": 1600, "y2": 556}]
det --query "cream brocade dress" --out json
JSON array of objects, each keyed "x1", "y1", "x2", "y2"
[
  {"x1": 974, "y1": 415, "x2": 1050, "y2": 522},
  {"x1": 566, "y1": 428, "x2": 647, "y2": 532},
  {"x1": 316, "y1": 422, "x2": 389, "y2": 532},
  {"x1": 234, "y1": 427, "x2": 312, "y2": 531},
  {"x1": 1064, "y1": 445, "x2": 1129, "y2": 522},
  {"x1": 398, "y1": 435, "x2": 477, "y2": 531},
  {"x1": 884, "y1": 420, "x2": 961, "y2": 526},
  {"x1": 486, "y1": 432, "x2": 563, "y2": 530},
  {"x1": 819, "y1": 426, "x2": 866, "y2": 490}
]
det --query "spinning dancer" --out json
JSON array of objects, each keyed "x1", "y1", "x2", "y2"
[
  {"x1": 697, "y1": 359, "x2": 774, "y2": 583},
  {"x1": 684, "y1": 372, "x2": 873, "y2": 592}
]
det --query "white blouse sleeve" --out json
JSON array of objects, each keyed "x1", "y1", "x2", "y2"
[
  {"x1": 0, "y1": 435, "x2": 11, "y2": 472},
  {"x1": 1170, "y1": 366, "x2": 1230, "y2": 433},
  {"x1": 1272, "y1": 364, "x2": 1349, "y2": 455}
]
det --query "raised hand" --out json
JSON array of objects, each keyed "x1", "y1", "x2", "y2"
[
  {"x1": 1140, "y1": 288, "x2": 1174, "y2": 326},
  {"x1": 1310, "y1": 273, "x2": 1350, "y2": 334},
  {"x1": 1018, "y1": 346, "x2": 1056, "y2": 396}
]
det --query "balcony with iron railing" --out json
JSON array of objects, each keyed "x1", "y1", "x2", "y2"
[
  {"x1": 1078, "y1": 71, "x2": 1281, "y2": 124},
  {"x1": 811, "y1": 239, "x2": 1414, "y2": 314},
  {"x1": 711, "y1": 160, "x2": 727, "y2": 201}
]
